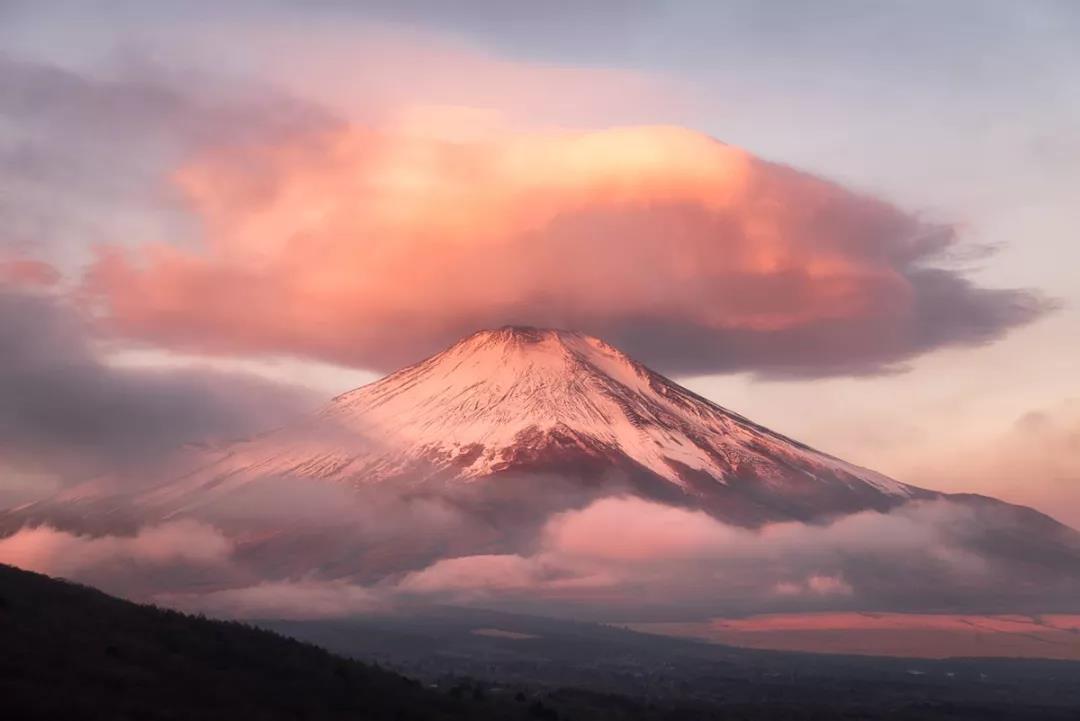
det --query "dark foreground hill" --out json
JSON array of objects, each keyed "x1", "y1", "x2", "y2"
[
  {"x1": 0, "y1": 563, "x2": 506, "y2": 721},
  {"x1": 3, "y1": 562, "x2": 1080, "y2": 720}
]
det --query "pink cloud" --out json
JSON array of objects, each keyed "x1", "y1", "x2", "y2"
[
  {"x1": 0, "y1": 520, "x2": 232, "y2": 577},
  {"x1": 385, "y1": 496, "x2": 997, "y2": 610},
  {"x1": 3, "y1": 494, "x2": 1067, "y2": 620},
  {"x1": 84, "y1": 123, "x2": 1045, "y2": 377},
  {"x1": 397, "y1": 554, "x2": 543, "y2": 594},
  {"x1": 0, "y1": 259, "x2": 60, "y2": 288},
  {"x1": 544, "y1": 495, "x2": 742, "y2": 560},
  {"x1": 541, "y1": 495, "x2": 981, "y2": 567}
]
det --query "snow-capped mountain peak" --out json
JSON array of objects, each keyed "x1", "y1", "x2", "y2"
[
  {"x1": 327, "y1": 326, "x2": 666, "y2": 451},
  {"x1": 148, "y1": 326, "x2": 919, "y2": 524}
]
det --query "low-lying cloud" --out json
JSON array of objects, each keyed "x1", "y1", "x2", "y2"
[
  {"x1": 85, "y1": 123, "x2": 1048, "y2": 378},
  {"x1": 0, "y1": 520, "x2": 231, "y2": 588},
  {"x1": 393, "y1": 496, "x2": 999, "y2": 617},
  {"x1": 8, "y1": 493, "x2": 1067, "y2": 620}
]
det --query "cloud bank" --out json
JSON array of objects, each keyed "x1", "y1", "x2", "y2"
[
  {"x1": 0, "y1": 520, "x2": 239, "y2": 598},
  {"x1": 8, "y1": 492, "x2": 1068, "y2": 621},
  {"x1": 394, "y1": 496, "x2": 1000, "y2": 616},
  {"x1": 85, "y1": 123, "x2": 1048, "y2": 377},
  {"x1": 0, "y1": 520, "x2": 231, "y2": 578},
  {"x1": 0, "y1": 287, "x2": 317, "y2": 491}
]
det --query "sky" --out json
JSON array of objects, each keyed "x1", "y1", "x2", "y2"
[{"x1": 0, "y1": 0, "x2": 1078, "y2": 529}]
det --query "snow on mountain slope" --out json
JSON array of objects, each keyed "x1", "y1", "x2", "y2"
[{"x1": 141, "y1": 327, "x2": 926, "y2": 524}]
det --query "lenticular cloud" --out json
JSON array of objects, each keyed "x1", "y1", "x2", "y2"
[{"x1": 87, "y1": 124, "x2": 1046, "y2": 377}]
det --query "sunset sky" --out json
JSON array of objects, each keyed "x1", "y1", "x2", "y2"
[{"x1": 1, "y1": 1, "x2": 1078, "y2": 527}]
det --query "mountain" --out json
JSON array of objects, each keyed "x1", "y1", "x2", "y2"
[
  {"x1": 139, "y1": 326, "x2": 932, "y2": 525},
  {"x1": 5, "y1": 326, "x2": 1078, "y2": 614}
]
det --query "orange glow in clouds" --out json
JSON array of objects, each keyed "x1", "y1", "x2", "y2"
[{"x1": 87, "y1": 123, "x2": 959, "y2": 373}]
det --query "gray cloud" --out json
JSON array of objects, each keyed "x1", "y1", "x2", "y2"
[
  {"x1": 593, "y1": 267, "x2": 1051, "y2": 378},
  {"x1": 0, "y1": 287, "x2": 317, "y2": 486},
  {"x1": 0, "y1": 53, "x2": 335, "y2": 261}
]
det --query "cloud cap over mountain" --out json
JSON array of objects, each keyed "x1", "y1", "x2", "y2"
[{"x1": 86, "y1": 124, "x2": 1049, "y2": 378}]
